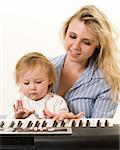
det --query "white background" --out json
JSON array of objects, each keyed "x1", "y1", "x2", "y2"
[{"x1": 0, "y1": 0, "x2": 120, "y2": 120}]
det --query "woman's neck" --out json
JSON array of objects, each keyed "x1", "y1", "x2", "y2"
[
  {"x1": 58, "y1": 56, "x2": 88, "y2": 97},
  {"x1": 64, "y1": 56, "x2": 88, "y2": 72}
]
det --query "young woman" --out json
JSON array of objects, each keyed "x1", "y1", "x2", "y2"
[{"x1": 44, "y1": 5, "x2": 120, "y2": 119}]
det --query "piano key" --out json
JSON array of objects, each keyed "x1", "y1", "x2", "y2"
[
  {"x1": 38, "y1": 119, "x2": 46, "y2": 129},
  {"x1": 74, "y1": 119, "x2": 80, "y2": 127},
  {"x1": 64, "y1": 119, "x2": 73, "y2": 127},
  {"x1": 88, "y1": 118, "x2": 95, "y2": 127},
  {"x1": 52, "y1": 120, "x2": 58, "y2": 127},
  {"x1": 81, "y1": 118, "x2": 88, "y2": 127},
  {"x1": 42, "y1": 120, "x2": 47, "y2": 127},
  {"x1": 94, "y1": 118, "x2": 99, "y2": 127},
  {"x1": 34, "y1": 120, "x2": 40, "y2": 127},
  {"x1": 3, "y1": 119, "x2": 15, "y2": 128},
  {"x1": 99, "y1": 118, "x2": 106, "y2": 127},
  {"x1": 20, "y1": 119, "x2": 31, "y2": 129},
  {"x1": 10, "y1": 119, "x2": 21, "y2": 128},
  {"x1": 107, "y1": 118, "x2": 114, "y2": 127},
  {"x1": 56, "y1": 120, "x2": 63, "y2": 127},
  {"x1": 45, "y1": 119, "x2": 54, "y2": 128},
  {"x1": 72, "y1": 120, "x2": 76, "y2": 127},
  {"x1": 26, "y1": 120, "x2": 33, "y2": 128},
  {"x1": 29, "y1": 120, "x2": 39, "y2": 130},
  {"x1": 0, "y1": 120, "x2": 4, "y2": 128},
  {"x1": 61, "y1": 120, "x2": 66, "y2": 127}
]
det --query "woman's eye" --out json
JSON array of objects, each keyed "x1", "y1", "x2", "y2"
[
  {"x1": 84, "y1": 42, "x2": 91, "y2": 45},
  {"x1": 69, "y1": 33, "x2": 77, "y2": 39},
  {"x1": 82, "y1": 40, "x2": 92, "y2": 45}
]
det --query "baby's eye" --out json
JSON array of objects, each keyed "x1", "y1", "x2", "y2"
[
  {"x1": 36, "y1": 81, "x2": 42, "y2": 84},
  {"x1": 24, "y1": 82, "x2": 29, "y2": 85}
]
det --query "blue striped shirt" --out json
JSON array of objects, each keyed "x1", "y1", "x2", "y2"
[{"x1": 50, "y1": 54, "x2": 118, "y2": 118}]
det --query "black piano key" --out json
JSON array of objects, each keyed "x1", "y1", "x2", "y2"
[
  {"x1": 17, "y1": 121, "x2": 22, "y2": 127},
  {"x1": 9, "y1": 121, "x2": 15, "y2": 128},
  {"x1": 105, "y1": 119, "x2": 109, "y2": 127},
  {"x1": 61, "y1": 120, "x2": 66, "y2": 127},
  {"x1": 97, "y1": 120, "x2": 100, "y2": 127},
  {"x1": 0, "y1": 121, "x2": 4, "y2": 128},
  {"x1": 34, "y1": 121, "x2": 40, "y2": 127},
  {"x1": 27, "y1": 121, "x2": 33, "y2": 128},
  {"x1": 52, "y1": 120, "x2": 58, "y2": 127},
  {"x1": 36, "y1": 120, "x2": 41, "y2": 128},
  {"x1": 71, "y1": 120, "x2": 76, "y2": 127},
  {"x1": 79, "y1": 120, "x2": 82, "y2": 127},
  {"x1": 86, "y1": 119, "x2": 90, "y2": 127},
  {"x1": 42, "y1": 120, "x2": 47, "y2": 127}
]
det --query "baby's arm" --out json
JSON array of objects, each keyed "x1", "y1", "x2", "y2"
[{"x1": 43, "y1": 94, "x2": 84, "y2": 120}]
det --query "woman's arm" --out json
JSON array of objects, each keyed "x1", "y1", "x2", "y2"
[
  {"x1": 92, "y1": 91, "x2": 118, "y2": 118},
  {"x1": 43, "y1": 108, "x2": 84, "y2": 120}
]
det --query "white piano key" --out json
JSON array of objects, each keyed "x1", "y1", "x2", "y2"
[
  {"x1": 81, "y1": 118, "x2": 87, "y2": 127},
  {"x1": 64, "y1": 119, "x2": 73, "y2": 127},
  {"x1": 45, "y1": 119, "x2": 54, "y2": 128},
  {"x1": 99, "y1": 118, "x2": 106, "y2": 127},
  {"x1": 88, "y1": 118, "x2": 95, "y2": 127},
  {"x1": 56, "y1": 121, "x2": 63, "y2": 127},
  {"x1": 8, "y1": 120, "x2": 15, "y2": 128},
  {"x1": 107, "y1": 118, "x2": 114, "y2": 127},
  {"x1": 75, "y1": 119, "x2": 81, "y2": 127},
  {"x1": 93, "y1": 118, "x2": 99, "y2": 127}
]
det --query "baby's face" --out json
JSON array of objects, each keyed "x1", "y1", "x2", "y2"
[{"x1": 19, "y1": 66, "x2": 51, "y2": 101}]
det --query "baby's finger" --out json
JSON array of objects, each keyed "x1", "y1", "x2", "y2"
[
  {"x1": 43, "y1": 109, "x2": 54, "y2": 118},
  {"x1": 13, "y1": 104, "x2": 17, "y2": 112},
  {"x1": 17, "y1": 100, "x2": 23, "y2": 109}
]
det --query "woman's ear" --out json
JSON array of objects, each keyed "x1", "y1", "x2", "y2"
[{"x1": 96, "y1": 43, "x2": 100, "y2": 49}]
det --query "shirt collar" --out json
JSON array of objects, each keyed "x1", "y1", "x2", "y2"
[{"x1": 53, "y1": 54, "x2": 104, "y2": 93}]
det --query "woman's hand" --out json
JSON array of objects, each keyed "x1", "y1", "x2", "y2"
[
  {"x1": 13, "y1": 100, "x2": 35, "y2": 119},
  {"x1": 43, "y1": 108, "x2": 84, "y2": 120}
]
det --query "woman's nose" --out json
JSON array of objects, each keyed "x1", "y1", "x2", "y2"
[{"x1": 72, "y1": 40, "x2": 81, "y2": 50}]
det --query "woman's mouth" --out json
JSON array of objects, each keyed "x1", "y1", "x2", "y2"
[{"x1": 69, "y1": 49, "x2": 81, "y2": 56}]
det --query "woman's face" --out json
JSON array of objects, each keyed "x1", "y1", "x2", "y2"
[{"x1": 64, "y1": 18, "x2": 98, "y2": 64}]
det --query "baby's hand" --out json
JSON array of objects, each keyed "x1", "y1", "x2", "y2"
[{"x1": 13, "y1": 100, "x2": 35, "y2": 119}]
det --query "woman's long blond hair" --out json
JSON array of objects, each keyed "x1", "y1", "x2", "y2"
[{"x1": 62, "y1": 5, "x2": 120, "y2": 102}]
